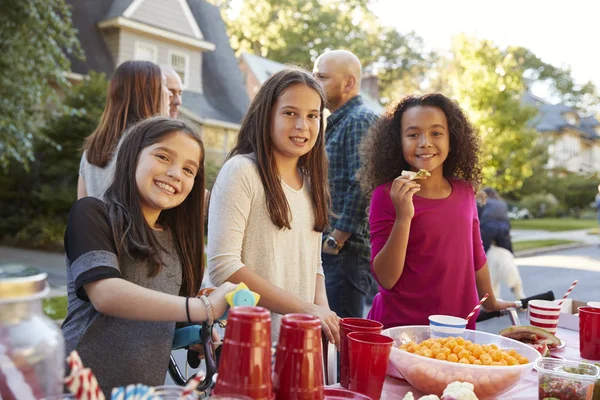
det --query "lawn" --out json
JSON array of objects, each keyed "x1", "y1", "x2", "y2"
[
  {"x1": 511, "y1": 218, "x2": 598, "y2": 232},
  {"x1": 513, "y1": 239, "x2": 577, "y2": 252},
  {"x1": 43, "y1": 295, "x2": 68, "y2": 321}
]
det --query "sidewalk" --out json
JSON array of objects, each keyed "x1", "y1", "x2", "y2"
[{"x1": 511, "y1": 228, "x2": 598, "y2": 244}]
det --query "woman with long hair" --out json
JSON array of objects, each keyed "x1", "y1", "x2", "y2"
[{"x1": 77, "y1": 60, "x2": 171, "y2": 199}]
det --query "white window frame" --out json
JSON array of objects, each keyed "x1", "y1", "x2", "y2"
[
  {"x1": 168, "y1": 50, "x2": 190, "y2": 89},
  {"x1": 134, "y1": 41, "x2": 158, "y2": 63}
]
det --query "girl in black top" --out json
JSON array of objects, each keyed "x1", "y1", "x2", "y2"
[{"x1": 62, "y1": 117, "x2": 234, "y2": 394}]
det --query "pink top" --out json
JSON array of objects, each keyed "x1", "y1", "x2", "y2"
[{"x1": 367, "y1": 179, "x2": 486, "y2": 330}]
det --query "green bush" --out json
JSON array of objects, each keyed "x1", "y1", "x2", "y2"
[
  {"x1": 519, "y1": 193, "x2": 564, "y2": 218},
  {"x1": 205, "y1": 158, "x2": 221, "y2": 190},
  {"x1": 0, "y1": 72, "x2": 107, "y2": 249}
]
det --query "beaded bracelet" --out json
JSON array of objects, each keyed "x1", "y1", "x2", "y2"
[{"x1": 199, "y1": 295, "x2": 215, "y2": 326}]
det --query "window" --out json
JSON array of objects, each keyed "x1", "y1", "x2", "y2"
[
  {"x1": 134, "y1": 42, "x2": 157, "y2": 63},
  {"x1": 168, "y1": 50, "x2": 189, "y2": 88}
]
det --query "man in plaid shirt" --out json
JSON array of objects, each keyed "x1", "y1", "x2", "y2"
[{"x1": 313, "y1": 50, "x2": 379, "y2": 318}]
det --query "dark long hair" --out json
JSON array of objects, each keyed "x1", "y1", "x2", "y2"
[
  {"x1": 227, "y1": 67, "x2": 330, "y2": 231},
  {"x1": 84, "y1": 60, "x2": 164, "y2": 168},
  {"x1": 104, "y1": 117, "x2": 205, "y2": 297},
  {"x1": 359, "y1": 93, "x2": 482, "y2": 194}
]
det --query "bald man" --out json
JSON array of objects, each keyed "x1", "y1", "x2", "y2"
[
  {"x1": 313, "y1": 50, "x2": 379, "y2": 319},
  {"x1": 161, "y1": 66, "x2": 183, "y2": 118}
]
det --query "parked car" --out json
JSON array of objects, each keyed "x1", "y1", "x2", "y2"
[{"x1": 508, "y1": 207, "x2": 533, "y2": 220}]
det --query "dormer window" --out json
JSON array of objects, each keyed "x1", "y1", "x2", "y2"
[
  {"x1": 168, "y1": 50, "x2": 189, "y2": 88},
  {"x1": 564, "y1": 112, "x2": 579, "y2": 126}
]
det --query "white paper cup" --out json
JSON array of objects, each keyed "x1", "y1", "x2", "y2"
[
  {"x1": 428, "y1": 315, "x2": 467, "y2": 337},
  {"x1": 587, "y1": 301, "x2": 600, "y2": 309},
  {"x1": 528, "y1": 299, "x2": 561, "y2": 334}
]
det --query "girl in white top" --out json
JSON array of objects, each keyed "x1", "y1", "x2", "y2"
[{"x1": 208, "y1": 68, "x2": 340, "y2": 345}]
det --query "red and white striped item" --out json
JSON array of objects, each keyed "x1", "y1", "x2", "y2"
[{"x1": 528, "y1": 299, "x2": 562, "y2": 335}]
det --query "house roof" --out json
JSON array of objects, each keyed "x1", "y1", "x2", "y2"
[
  {"x1": 521, "y1": 92, "x2": 599, "y2": 140},
  {"x1": 67, "y1": 0, "x2": 248, "y2": 125},
  {"x1": 240, "y1": 52, "x2": 385, "y2": 114}
]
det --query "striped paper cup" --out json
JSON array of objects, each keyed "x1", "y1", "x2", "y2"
[{"x1": 528, "y1": 300, "x2": 561, "y2": 334}]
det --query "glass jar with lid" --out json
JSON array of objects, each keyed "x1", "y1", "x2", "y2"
[{"x1": 0, "y1": 264, "x2": 65, "y2": 399}]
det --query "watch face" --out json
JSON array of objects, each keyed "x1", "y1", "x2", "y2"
[{"x1": 326, "y1": 237, "x2": 337, "y2": 248}]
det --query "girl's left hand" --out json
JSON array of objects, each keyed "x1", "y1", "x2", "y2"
[
  {"x1": 484, "y1": 299, "x2": 519, "y2": 312},
  {"x1": 189, "y1": 329, "x2": 222, "y2": 359}
]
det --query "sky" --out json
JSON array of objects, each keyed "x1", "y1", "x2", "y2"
[{"x1": 370, "y1": 0, "x2": 600, "y2": 92}]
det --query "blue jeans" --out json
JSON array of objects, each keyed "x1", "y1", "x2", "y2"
[{"x1": 322, "y1": 247, "x2": 371, "y2": 318}]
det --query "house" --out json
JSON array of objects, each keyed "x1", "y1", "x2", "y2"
[
  {"x1": 67, "y1": 0, "x2": 249, "y2": 163},
  {"x1": 522, "y1": 93, "x2": 600, "y2": 175},
  {"x1": 239, "y1": 52, "x2": 385, "y2": 115}
]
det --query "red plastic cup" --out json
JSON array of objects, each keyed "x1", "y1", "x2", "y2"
[
  {"x1": 339, "y1": 318, "x2": 383, "y2": 388},
  {"x1": 273, "y1": 314, "x2": 324, "y2": 399},
  {"x1": 346, "y1": 332, "x2": 394, "y2": 400},
  {"x1": 579, "y1": 306, "x2": 600, "y2": 360},
  {"x1": 213, "y1": 306, "x2": 274, "y2": 400}
]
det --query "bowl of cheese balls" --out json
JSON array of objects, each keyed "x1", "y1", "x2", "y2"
[{"x1": 382, "y1": 326, "x2": 541, "y2": 400}]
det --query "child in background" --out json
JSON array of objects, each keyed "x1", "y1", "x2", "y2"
[
  {"x1": 358, "y1": 94, "x2": 516, "y2": 330},
  {"x1": 62, "y1": 117, "x2": 234, "y2": 395},
  {"x1": 207, "y1": 68, "x2": 340, "y2": 346}
]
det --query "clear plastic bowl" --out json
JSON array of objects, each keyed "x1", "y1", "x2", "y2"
[
  {"x1": 535, "y1": 357, "x2": 599, "y2": 400},
  {"x1": 382, "y1": 326, "x2": 541, "y2": 399}
]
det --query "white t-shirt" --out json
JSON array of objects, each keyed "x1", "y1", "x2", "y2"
[
  {"x1": 79, "y1": 151, "x2": 116, "y2": 200},
  {"x1": 207, "y1": 154, "x2": 324, "y2": 339}
]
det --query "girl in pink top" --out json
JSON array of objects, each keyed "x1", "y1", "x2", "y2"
[{"x1": 358, "y1": 94, "x2": 516, "y2": 329}]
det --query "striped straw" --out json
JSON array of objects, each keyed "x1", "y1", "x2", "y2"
[
  {"x1": 466, "y1": 293, "x2": 489, "y2": 322},
  {"x1": 180, "y1": 371, "x2": 205, "y2": 398},
  {"x1": 558, "y1": 280, "x2": 578, "y2": 306},
  {"x1": 67, "y1": 351, "x2": 84, "y2": 373}
]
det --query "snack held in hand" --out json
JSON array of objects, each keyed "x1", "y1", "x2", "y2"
[{"x1": 401, "y1": 169, "x2": 431, "y2": 180}]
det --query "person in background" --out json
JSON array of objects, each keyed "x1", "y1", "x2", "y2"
[
  {"x1": 78, "y1": 61, "x2": 171, "y2": 199},
  {"x1": 161, "y1": 65, "x2": 183, "y2": 119},
  {"x1": 480, "y1": 187, "x2": 514, "y2": 254},
  {"x1": 313, "y1": 50, "x2": 378, "y2": 319}
]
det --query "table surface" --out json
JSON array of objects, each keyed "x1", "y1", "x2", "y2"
[{"x1": 378, "y1": 327, "x2": 595, "y2": 400}]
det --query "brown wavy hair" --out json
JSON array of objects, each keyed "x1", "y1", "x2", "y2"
[
  {"x1": 227, "y1": 67, "x2": 330, "y2": 231},
  {"x1": 358, "y1": 93, "x2": 482, "y2": 194},
  {"x1": 83, "y1": 60, "x2": 164, "y2": 168},
  {"x1": 104, "y1": 117, "x2": 205, "y2": 297}
]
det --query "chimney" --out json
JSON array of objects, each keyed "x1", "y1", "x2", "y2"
[{"x1": 361, "y1": 74, "x2": 380, "y2": 102}]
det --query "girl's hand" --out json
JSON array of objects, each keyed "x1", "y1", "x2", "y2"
[
  {"x1": 308, "y1": 304, "x2": 340, "y2": 349},
  {"x1": 207, "y1": 282, "x2": 237, "y2": 320},
  {"x1": 390, "y1": 177, "x2": 421, "y2": 220},
  {"x1": 483, "y1": 299, "x2": 519, "y2": 312},
  {"x1": 189, "y1": 329, "x2": 222, "y2": 359}
]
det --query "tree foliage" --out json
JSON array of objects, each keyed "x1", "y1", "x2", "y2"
[
  {"x1": 214, "y1": 0, "x2": 431, "y2": 102},
  {"x1": 0, "y1": 0, "x2": 82, "y2": 168},
  {"x1": 0, "y1": 72, "x2": 107, "y2": 250},
  {"x1": 447, "y1": 36, "x2": 547, "y2": 193}
]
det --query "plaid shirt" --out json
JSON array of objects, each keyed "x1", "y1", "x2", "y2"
[{"x1": 325, "y1": 95, "x2": 379, "y2": 259}]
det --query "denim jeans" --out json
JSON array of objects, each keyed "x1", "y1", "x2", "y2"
[{"x1": 322, "y1": 247, "x2": 372, "y2": 319}]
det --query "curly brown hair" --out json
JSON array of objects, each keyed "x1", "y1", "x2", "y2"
[{"x1": 358, "y1": 93, "x2": 482, "y2": 194}]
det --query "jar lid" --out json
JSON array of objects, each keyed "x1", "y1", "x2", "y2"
[{"x1": 0, "y1": 264, "x2": 49, "y2": 302}]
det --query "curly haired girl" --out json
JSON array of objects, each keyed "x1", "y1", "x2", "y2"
[{"x1": 358, "y1": 93, "x2": 516, "y2": 329}]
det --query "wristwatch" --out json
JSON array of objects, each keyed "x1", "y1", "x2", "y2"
[{"x1": 326, "y1": 235, "x2": 344, "y2": 251}]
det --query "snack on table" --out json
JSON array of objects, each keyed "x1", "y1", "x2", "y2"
[
  {"x1": 500, "y1": 325, "x2": 561, "y2": 357},
  {"x1": 535, "y1": 358, "x2": 600, "y2": 400},
  {"x1": 401, "y1": 381, "x2": 479, "y2": 400},
  {"x1": 401, "y1": 169, "x2": 431, "y2": 181},
  {"x1": 398, "y1": 336, "x2": 530, "y2": 366}
]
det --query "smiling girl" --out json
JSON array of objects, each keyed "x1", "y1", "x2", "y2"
[
  {"x1": 207, "y1": 68, "x2": 340, "y2": 345},
  {"x1": 62, "y1": 117, "x2": 234, "y2": 394},
  {"x1": 358, "y1": 94, "x2": 516, "y2": 330}
]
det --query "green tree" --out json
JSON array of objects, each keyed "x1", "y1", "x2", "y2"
[
  {"x1": 214, "y1": 0, "x2": 430, "y2": 102},
  {"x1": 0, "y1": 72, "x2": 107, "y2": 250},
  {"x1": 0, "y1": 0, "x2": 82, "y2": 169},
  {"x1": 448, "y1": 36, "x2": 545, "y2": 193}
]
